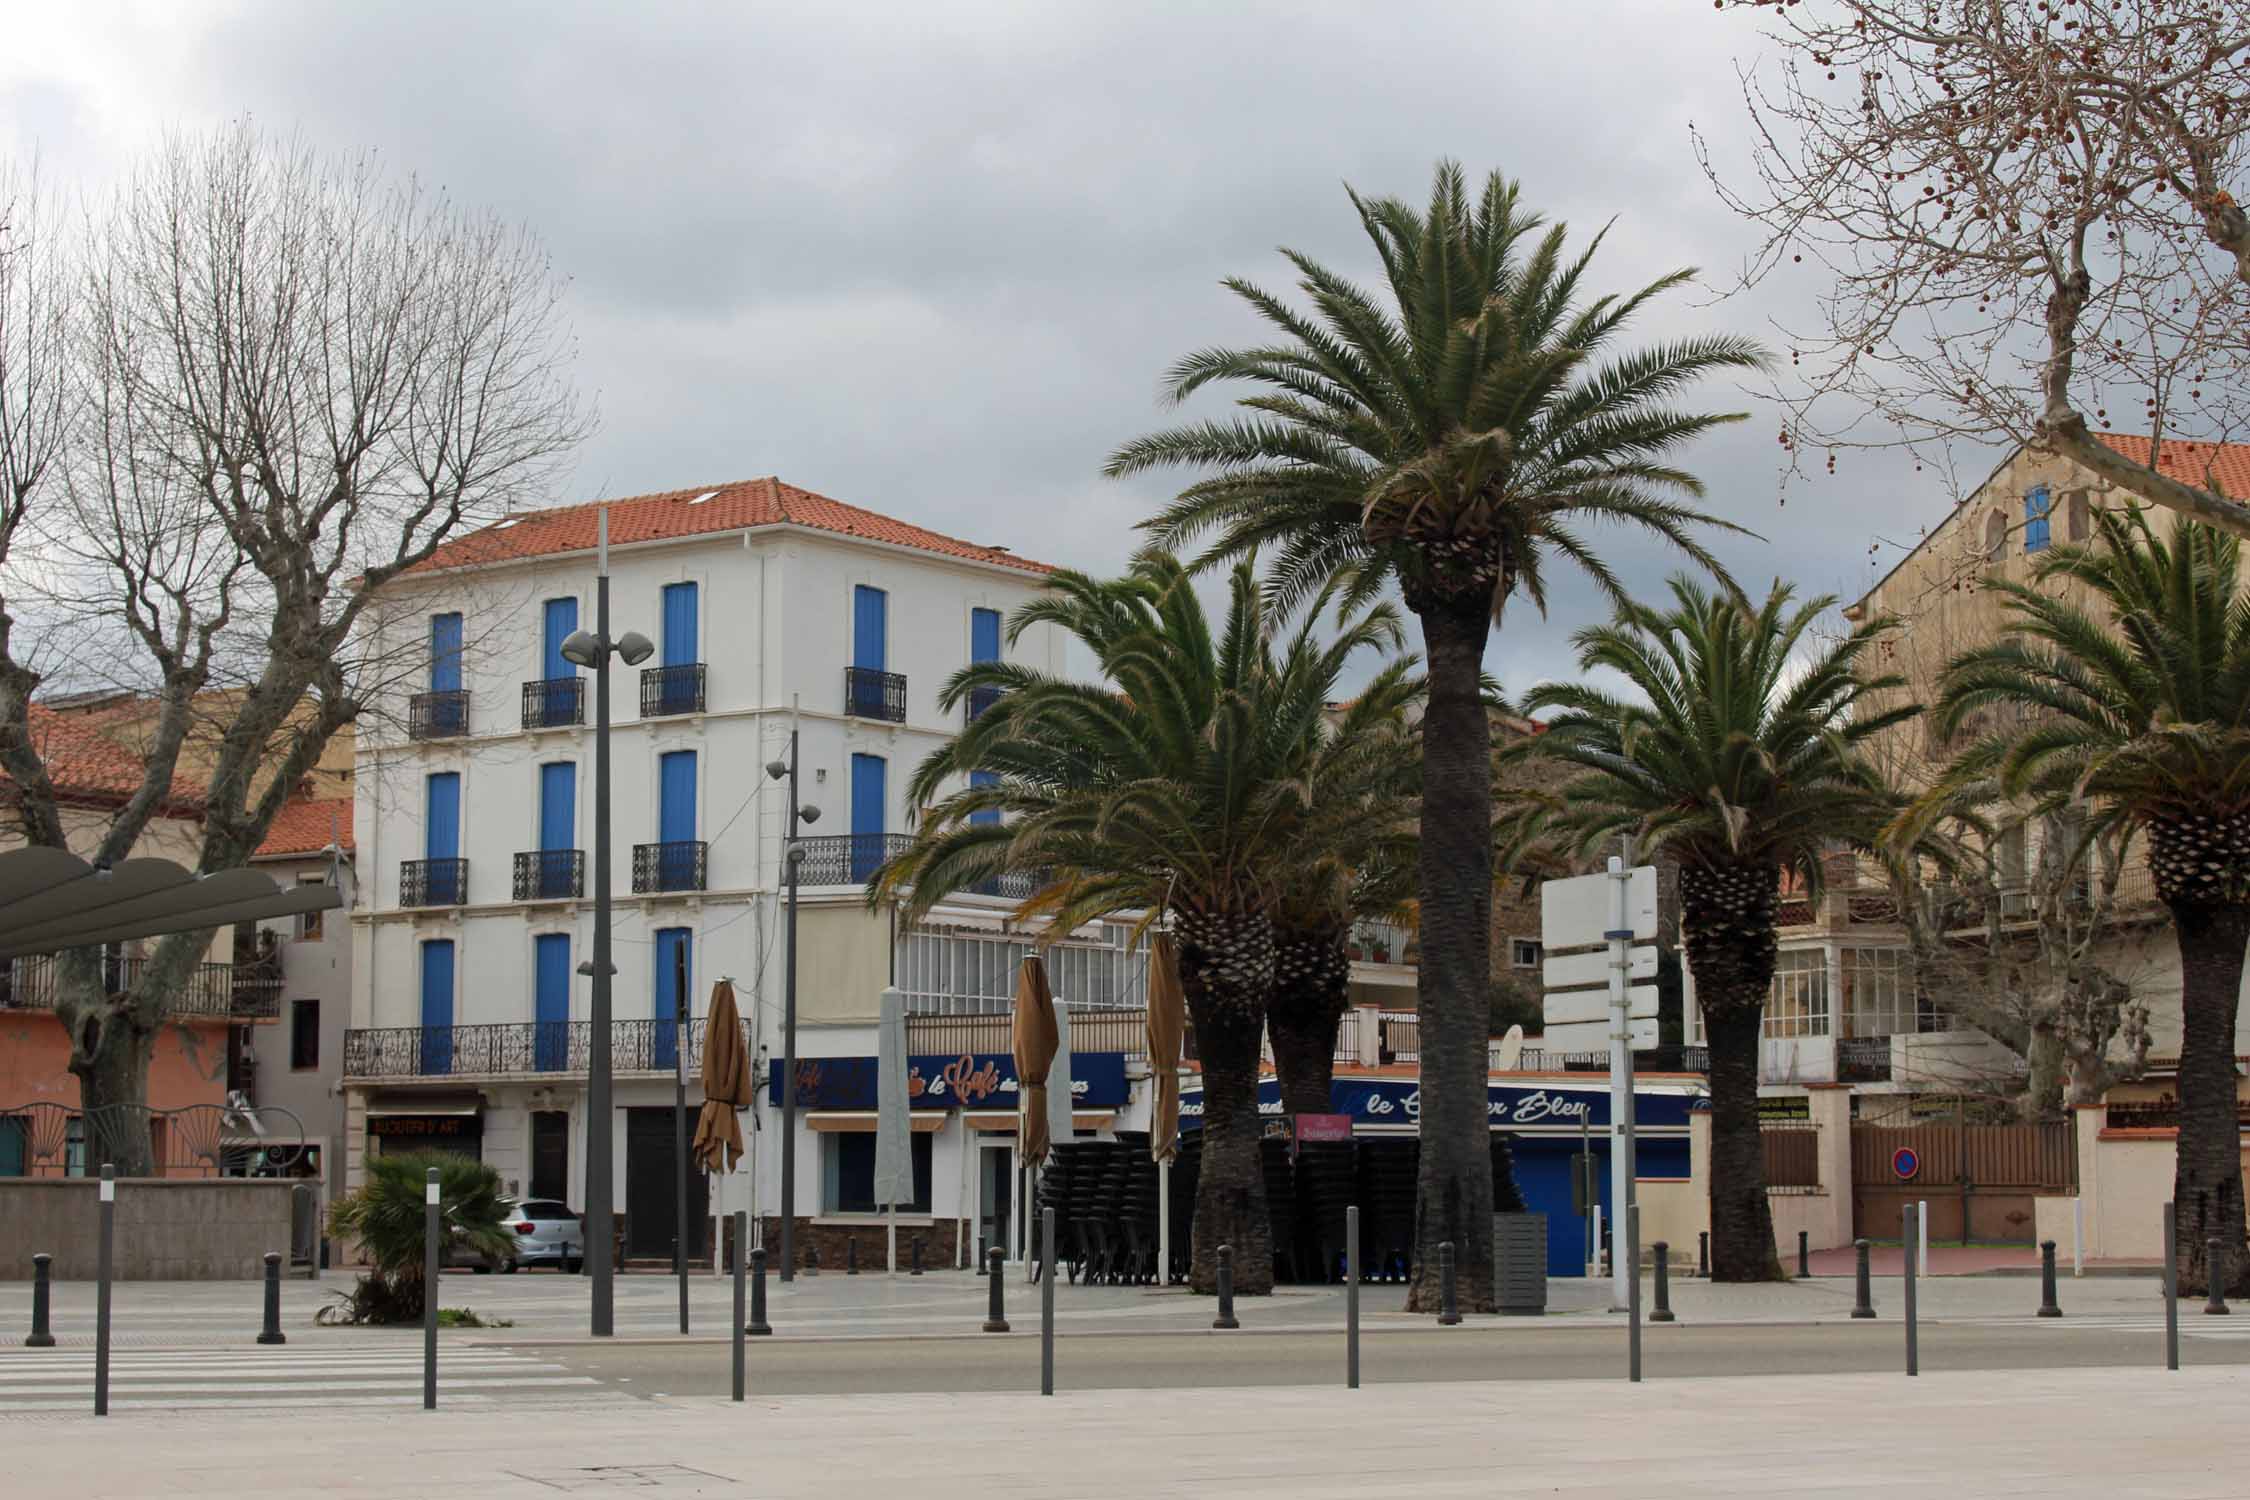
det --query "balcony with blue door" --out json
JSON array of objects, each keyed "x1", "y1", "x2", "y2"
[
  {"x1": 844, "y1": 666, "x2": 908, "y2": 722},
  {"x1": 401, "y1": 857, "x2": 469, "y2": 906},
  {"x1": 409, "y1": 690, "x2": 471, "y2": 739},
  {"x1": 794, "y1": 833, "x2": 911, "y2": 885},
  {"x1": 521, "y1": 677, "x2": 584, "y2": 728},
  {"x1": 633, "y1": 840, "x2": 707, "y2": 893},
  {"x1": 513, "y1": 849, "x2": 584, "y2": 900},
  {"x1": 639, "y1": 663, "x2": 705, "y2": 717}
]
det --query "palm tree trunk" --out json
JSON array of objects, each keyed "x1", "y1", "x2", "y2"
[
  {"x1": 1176, "y1": 908, "x2": 1275, "y2": 1296},
  {"x1": 1681, "y1": 860, "x2": 1784, "y2": 1282},
  {"x1": 2166, "y1": 900, "x2": 2250, "y2": 1297},
  {"x1": 1407, "y1": 600, "x2": 1495, "y2": 1313},
  {"x1": 1269, "y1": 928, "x2": 1349, "y2": 1118}
]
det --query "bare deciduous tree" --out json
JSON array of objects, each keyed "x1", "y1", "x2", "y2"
[
  {"x1": 0, "y1": 125, "x2": 589, "y2": 1166},
  {"x1": 1702, "y1": 0, "x2": 2250, "y2": 533}
]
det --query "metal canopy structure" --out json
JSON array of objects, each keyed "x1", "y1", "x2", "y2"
[{"x1": 0, "y1": 847, "x2": 341, "y2": 960}]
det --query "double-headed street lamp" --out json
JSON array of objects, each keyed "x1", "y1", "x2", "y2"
[
  {"x1": 764, "y1": 730, "x2": 817, "y2": 1282},
  {"x1": 559, "y1": 507, "x2": 652, "y2": 1339}
]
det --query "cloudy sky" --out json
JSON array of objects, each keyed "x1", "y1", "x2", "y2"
[{"x1": 4, "y1": 0, "x2": 1949, "y2": 696}]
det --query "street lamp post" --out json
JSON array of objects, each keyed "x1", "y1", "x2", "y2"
[
  {"x1": 764, "y1": 730, "x2": 818, "y2": 1282},
  {"x1": 560, "y1": 507, "x2": 653, "y2": 1339}
]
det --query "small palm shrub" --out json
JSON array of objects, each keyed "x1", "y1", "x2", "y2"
[{"x1": 323, "y1": 1149, "x2": 513, "y2": 1324}]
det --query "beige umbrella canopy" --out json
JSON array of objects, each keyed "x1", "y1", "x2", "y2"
[
  {"x1": 1145, "y1": 933, "x2": 1185, "y2": 1165},
  {"x1": 692, "y1": 980, "x2": 752, "y2": 1173},
  {"x1": 1011, "y1": 955, "x2": 1060, "y2": 1171}
]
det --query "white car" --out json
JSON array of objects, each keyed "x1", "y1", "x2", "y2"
[{"x1": 504, "y1": 1198, "x2": 586, "y2": 1272}]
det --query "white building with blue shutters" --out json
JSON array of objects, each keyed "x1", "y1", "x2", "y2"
[{"x1": 338, "y1": 477, "x2": 1067, "y2": 1262}]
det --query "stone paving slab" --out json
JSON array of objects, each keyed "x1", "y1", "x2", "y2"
[{"x1": 14, "y1": 1366, "x2": 2246, "y2": 1498}]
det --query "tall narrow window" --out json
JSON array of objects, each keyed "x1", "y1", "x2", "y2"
[
  {"x1": 653, "y1": 927, "x2": 692, "y2": 1070},
  {"x1": 854, "y1": 586, "x2": 888, "y2": 672},
  {"x1": 970, "y1": 607, "x2": 1001, "y2": 664},
  {"x1": 419, "y1": 939, "x2": 456, "y2": 1076},
  {"x1": 534, "y1": 933, "x2": 571, "y2": 1071},
  {"x1": 290, "y1": 1000, "x2": 321, "y2": 1071},
  {"x1": 851, "y1": 753, "x2": 887, "y2": 881},
  {"x1": 542, "y1": 598, "x2": 579, "y2": 680},
  {"x1": 662, "y1": 582, "x2": 699, "y2": 666},
  {"x1": 430, "y1": 612, "x2": 464, "y2": 692},
  {"x1": 2024, "y1": 486, "x2": 2052, "y2": 553}
]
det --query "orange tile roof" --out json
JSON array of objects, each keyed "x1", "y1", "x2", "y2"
[
  {"x1": 409, "y1": 477, "x2": 1054, "y2": 578},
  {"x1": 255, "y1": 796, "x2": 354, "y2": 859},
  {"x1": 2, "y1": 705, "x2": 206, "y2": 813},
  {"x1": 2093, "y1": 432, "x2": 2250, "y2": 498}
]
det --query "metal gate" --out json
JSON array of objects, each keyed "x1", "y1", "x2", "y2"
[{"x1": 1851, "y1": 1099, "x2": 2075, "y2": 1243}]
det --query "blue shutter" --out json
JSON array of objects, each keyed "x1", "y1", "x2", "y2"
[
  {"x1": 853, "y1": 586, "x2": 887, "y2": 671},
  {"x1": 542, "y1": 598, "x2": 579, "y2": 681},
  {"x1": 970, "y1": 770, "x2": 1000, "y2": 827},
  {"x1": 653, "y1": 927, "x2": 691, "y2": 1070},
  {"x1": 425, "y1": 773, "x2": 461, "y2": 860},
  {"x1": 539, "y1": 763, "x2": 577, "y2": 851},
  {"x1": 419, "y1": 940, "x2": 455, "y2": 1076},
  {"x1": 659, "y1": 752, "x2": 697, "y2": 843},
  {"x1": 662, "y1": 583, "x2": 698, "y2": 667},
  {"x1": 2024, "y1": 486, "x2": 2052, "y2": 553},
  {"x1": 534, "y1": 933, "x2": 571, "y2": 1071},
  {"x1": 971, "y1": 608, "x2": 1001, "y2": 664},
  {"x1": 851, "y1": 753, "x2": 887, "y2": 881},
  {"x1": 430, "y1": 613, "x2": 463, "y2": 693}
]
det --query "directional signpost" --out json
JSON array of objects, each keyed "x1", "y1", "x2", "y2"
[{"x1": 1542, "y1": 856, "x2": 1658, "y2": 1312}]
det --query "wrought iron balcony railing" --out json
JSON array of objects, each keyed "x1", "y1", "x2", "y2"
[
  {"x1": 639, "y1": 663, "x2": 705, "y2": 717},
  {"x1": 965, "y1": 684, "x2": 1003, "y2": 724},
  {"x1": 342, "y1": 1017, "x2": 755, "y2": 1080},
  {"x1": 794, "y1": 832, "x2": 911, "y2": 885},
  {"x1": 0, "y1": 953, "x2": 281, "y2": 1021},
  {"x1": 401, "y1": 857, "x2": 469, "y2": 907},
  {"x1": 1837, "y1": 1036, "x2": 1894, "y2": 1082},
  {"x1": 844, "y1": 666, "x2": 907, "y2": 722},
  {"x1": 970, "y1": 868, "x2": 1045, "y2": 900},
  {"x1": 633, "y1": 840, "x2": 708, "y2": 894},
  {"x1": 408, "y1": 690, "x2": 471, "y2": 740},
  {"x1": 521, "y1": 676, "x2": 585, "y2": 729},
  {"x1": 513, "y1": 849, "x2": 585, "y2": 901}
]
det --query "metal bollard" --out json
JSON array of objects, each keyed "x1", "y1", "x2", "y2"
[
  {"x1": 1851, "y1": 1238, "x2": 1875, "y2": 1318},
  {"x1": 423, "y1": 1167, "x2": 439, "y2": 1411},
  {"x1": 1040, "y1": 1207, "x2": 1056, "y2": 1396},
  {"x1": 2038, "y1": 1239, "x2": 2062, "y2": 1319},
  {"x1": 1345, "y1": 1204, "x2": 1360, "y2": 1390},
  {"x1": 1438, "y1": 1241, "x2": 1461, "y2": 1326},
  {"x1": 1213, "y1": 1244, "x2": 1241, "y2": 1329},
  {"x1": 2205, "y1": 1235, "x2": 2231, "y2": 1316},
  {"x1": 26, "y1": 1252, "x2": 55, "y2": 1348},
  {"x1": 732, "y1": 1212, "x2": 747, "y2": 1401},
  {"x1": 983, "y1": 1247, "x2": 1010, "y2": 1332},
  {"x1": 748, "y1": 1247, "x2": 772, "y2": 1337},
  {"x1": 1698, "y1": 1230, "x2": 1708, "y2": 1278},
  {"x1": 805, "y1": 1241, "x2": 820, "y2": 1277},
  {"x1": 258, "y1": 1251, "x2": 287, "y2": 1345},
  {"x1": 911, "y1": 1238, "x2": 924, "y2": 1276},
  {"x1": 1797, "y1": 1229, "x2": 1809, "y2": 1279},
  {"x1": 1627, "y1": 1204, "x2": 1641, "y2": 1384},
  {"x1": 1651, "y1": 1242, "x2": 1675, "y2": 1323},
  {"x1": 1901, "y1": 1204, "x2": 1918, "y2": 1377},
  {"x1": 95, "y1": 1166, "x2": 115, "y2": 1417},
  {"x1": 2162, "y1": 1203, "x2": 2179, "y2": 1370},
  {"x1": 846, "y1": 1237, "x2": 859, "y2": 1276},
  {"x1": 976, "y1": 1236, "x2": 989, "y2": 1276}
]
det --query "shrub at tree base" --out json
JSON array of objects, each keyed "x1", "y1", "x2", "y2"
[{"x1": 320, "y1": 1150, "x2": 513, "y2": 1325}]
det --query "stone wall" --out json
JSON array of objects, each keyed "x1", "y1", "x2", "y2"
[{"x1": 0, "y1": 1178, "x2": 297, "y2": 1279}]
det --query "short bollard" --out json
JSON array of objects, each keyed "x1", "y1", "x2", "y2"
[
  {"x1": 1902, "y1": 1204, "x2": 1919, "y2": 1378},
  {"x1": 1698, "y1": 1230, "x2": 1708, "y2": 1278},
  {"x1": 422, "y1": 1167, "x2": 439, "y2": 1411},
  {"x1": 846, "y1": 1237, "x2": 859, "y2": 1276},
  {"x1": 2038, "y1": 1239, "x2": 2062, "y2": 1319},
  {"x1": 1345, "y1": 1204, "x2": 1361, "y2": 1390},
  {"x1": 1213, "y1": 1244, "x2": 1240, "y2": 1329},
  {"x1": 748, "y1": 1247, "x2": 772, "y2": 1337},
  {"x1": 1040, "y1": 1207, "x2": 1056, "y2": 1396},
  {"x1": 258, "y1": 1251, "x2": 287, "y2": 1345},
  {"x1": 976, "y1": 1237, "x2": 989, "y2": 1276},
  {"x1": 982, "y1": 1247, "x2": 1010, "y2": 1332},
  {"x1": 1797, "y1": 1229, "x2": 1809, "y2": 1279},
  {"x1": 805, "y1": 1242, "x2": 820, "y2": 1277},
  {"x1": 911, "y1": 1238, "x2": 924, "y2": 1276},
  {"x1": 1851, "y1": 1238, "x2": 1876, "y2": 1319},
  {"x1": 2162, "y1": 1203, "x2": 2179, "y2": 1370},
  {"x1": 1650, "y1": 1242, "x2": 1675, "y2": 1323},
  {"x1": 1437, "y1": 1241, "x2": 1461, "y2": 1326},
  {"x1": 95, "y1": 1164, "x2": 115, "y2": 1417},
  {"x1": 2205, "y1": 1236, "x2": 2230, "y2": 1316},
  {"x1": 731, "y1": 1212, "x2": 748, "y2": 1402},
  {"x1": 26, "y1": 1252, "x2": 55, "y2": 1348}
]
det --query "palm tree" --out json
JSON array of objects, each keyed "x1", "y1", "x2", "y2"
[
  {"x1": 1506, "y1": 576, "x2": 1912, "y2": 1281},
  {"x1": 323, "y1": 1149, "x2": 514, "y2": 1323},
  {"x1": 1110, "y1": 161, "x2": 1765, "y2": 1306},
  {"x1": 1928, "y1": 509, "x2": 2250, "y2": 1296},
  {"x1": 873, "y1": 553, "x2": 1405, "y2": 1294},
  {"x1": 1267, "y1": 669, "x2": 1422, "y2": 1116}
]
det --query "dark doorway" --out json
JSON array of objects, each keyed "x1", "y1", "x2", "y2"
[
  {"x1": 530, "y1": 1110, "x2": 569, "y2": 1205},
  {"x1": 625, "y1": 1107, "x2": 707, "y2": 1261}
]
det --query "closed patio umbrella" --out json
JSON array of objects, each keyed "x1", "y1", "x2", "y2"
[
  {"x1": 692, "y1": 980, "x2": 751, "y2": 1174},
  {"x1": 1012, "y1": 955, "x2": 1060, "y2": 1172},
  {"x1": 1145, "y1": 933, "x2": 1186, "y2": 1282}
]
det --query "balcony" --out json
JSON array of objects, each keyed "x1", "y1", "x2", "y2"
[
  {"x1": 906, "y1": 1007, "x2": 1147, "y2": 1058},
  {"x1": 513, "y1": 849, "x2": 584, "y2": 901},
  {"x1": 408, "y1": 690, "x2": 471, "y2": 740},
  {"x1": 844, "y1": 666, "x2": 907, "y2": 722},
  {"x1": 0, "y1": 953, "x2": 280, "y2": 1020},
  {"x1": 401, "y1": 857, "x2": 469, "y2": 907},
  {"x1": 521, "y1": 677, "x2": 584, "y2": 729},
  {"x1": 342, "y1": 1018, "x2": 754, "y2": 1081},
  {"x1": 633, "y1": 840, "x2": 707, "y2": 894},
  {"x1": 795, "y1": 832, "x2": 911, "y2": 885},
  {"x1": 1837, "y1": 1035, "x2": 1894, "y2": 1082},
  {"x1": 970, "y1": 868, "x2": 1044, "y2": 900},
  {"x1": 965, "y1": 684, "x2": 1003, "y2": 725},
  {"x1": 640, "y1": 663, "x2": 705, "y2": 717}
]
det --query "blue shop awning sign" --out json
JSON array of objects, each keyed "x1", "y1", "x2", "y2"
[
  {"x1": 770, "y1": 1051, "x2": 1130, "y2": 1111},
  {"x1": 1178, "y1": 1076, "x2": 1701, "y2": 1132}
]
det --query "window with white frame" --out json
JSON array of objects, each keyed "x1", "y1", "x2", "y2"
[
  {"x1": 1764, "y1": 948, "x2": 1831, "y2": 1039},
  {"x1": 1838, "y1": 946, "x2": 1913, "y2": 1037},
  {"x1": 897, "y1": 920, "x2": 1149, "y2": 1015},
  {"x1": 1511, "y1": 939, "x2": 1542, "y2": 969}
]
